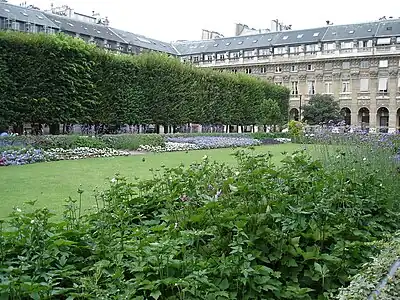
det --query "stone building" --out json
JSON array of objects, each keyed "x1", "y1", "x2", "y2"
[{"x1": 174, "y1": 21, "x2": 400, "y2": 133}]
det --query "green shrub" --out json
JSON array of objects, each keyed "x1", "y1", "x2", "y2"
[
  {"x1": 1, "y1": 149, "x2": 399, "y2": 299},
  {"x1": 288, "y1": 120, "x2": 304, "y2": 141},
  {"x1": 100, "y1": 134, "x2": 165, "y2": 150},
  {"x1": 337, "y1": 234, "x2": 400, "y2": 300}
]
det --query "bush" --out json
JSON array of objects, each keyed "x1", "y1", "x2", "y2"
[
  {"x1": 337, "y1": 234, "x2": 400, "y2": 300},
  {"x1": 1, "y1": 149, "x2": 399, "y2": 299},
  {"x1": 100, "y1": 134, "x2": 165, "y2": 150},
  {"x1": 288, "y1": 120, "x2": 304, "y2": 140}
]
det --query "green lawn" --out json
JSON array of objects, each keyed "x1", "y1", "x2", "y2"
[{"x1": 0, "y1": 144, "x2": 302, "y2": 218}]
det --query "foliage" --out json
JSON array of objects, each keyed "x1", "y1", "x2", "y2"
[
  {"x1": 0, "y1": 134, "x2": 164, "y2": 151},
  {"x1": 258, "y1": 99, "x2": 282, "y2": 130},
  {"x1": 0, "y1": 147, "x2": 131, "y2": 166},
  {"x1": 302, "y1": 94, "x2": 342, "y2": 125},
  {"x1": 1, "y1": 147, "x2": 400, "y2": 299},
  {"x1": 336, "y1": 233, "x2": 400, "y2": 300},
  {"x1": 0, "y1": 31, "x2": 289, "y2": 129},
  {"x1": 288, "y1": 120, "x2": 304, "y2": 140}
]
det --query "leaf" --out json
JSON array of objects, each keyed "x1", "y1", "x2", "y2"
[
  {"x1": 219, "y1": 278, "x2": 229, "y2": 290},
  {"x1": 314, "y1": 262, "x2": 322, "y2": 274},
  {"x1": 150, "y1": 290, "x2": 162, "y2": 300},
  {"x1": 229, "y1": 184, "x2": 238, "y2": 192}
]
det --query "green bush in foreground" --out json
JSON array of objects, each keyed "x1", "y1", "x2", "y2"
[
  {"x1": 337, "y1": 233, "x2": 400, "y2": 299},
  {"x1": 1, "y1": 149, "x2": 399, "y2": 299}
]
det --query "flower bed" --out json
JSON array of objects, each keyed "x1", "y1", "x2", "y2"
[
  {"x1": 166, "y1": 136, "x2": 261, "y2": 149},
  {"x1": 138, "y1": 142, "x2": 200, "y2": 153},
  {"x1": 0, "y1": 147, "x2": 131, "y2": 166}
]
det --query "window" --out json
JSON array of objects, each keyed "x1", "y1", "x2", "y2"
[
  {"x1": 341, "y1": 42, "x2": 353, "y2": 49},
  {"x1": 360, "y1": 61, "x2": 369, "y2": 68},
  {"x1": 379, "y1": 60, "x2": 388, "y2": 68},
  {"x1": 313, "y1": 32, "x2": 320, "y2": 37},
  {"x1": 291, "y1": 81, "x2": 299, "y2": 95},
  {"x1": 193, "y1": 56, "x2": 199, "y2": 62},
  {"x1": 378, "y1": 78, "x2": 388, "y2": 92},
  {"x1": 325, "y1": 62, "x2": 333, "y2": 70},
  {"x1": 377, "y1": 38, "x2": 391, "y2": 45},
  {"x1": 397, "y1": 37, "x2": 400, "y2": 44},
  {"x1": 360, "y1": 78, "x2": 369, "y2": 92},
  {"x1": 342, "y1": 62, "x2": 350, "y2": 69},
  {"x1": 206, "y1": 55, "x2": 213, "y2": 62},
  {"x1": 217, "y1": 53, "x2": 225, "y2": 60},
  {"x1": 290, "y1": 65, "x2": 298, "y2": 72},
  {"x1": 274, "y1": 47, "x2": 286, "y2": 55},
  {"x1": 230, "y1": 52, "x2": 240, "y2": 59},
  {"x1": 275, "y1": 81, "x2": 283, "y2": 85},
  {"x1": 259, "y1": 48, "x2": 270, "y2": 56},
  {"x1": 243, "y1": 51, "x2": 253, "y2": 57},
  {"x1": 275, "y1": 66, "x2": 282, "y2": 73},
  {"x1": 359, "y1": 40, "x2": 372, "y2": 48},
  {"x1": 398, "y1": 77, "x2": 400, "y2": 91},
  {"x1": 308, "y1": 81, "x2": 316, "y2": 95},
  {"x1": 290, "y1": 46, "x2": 301, "y2": 54},
  {"x1": 297, "y1": 34, "x2": 303, "y2": 38},
  {"x1": 307, "y1": 64, "x2": 314, "y2": 71},
  {"x1": 245, "y1": 68, "x2": 252, "y2": 74},
  {"x1": 325, "y1": 82, "x2": 332, "y2": 94},
  {"x1": 260, "y1": 67, "x2": 267, "y2": 73},
  {"x1": 232, "y1": 69, "x2": 238, "y2": 73},
  {"x1": 306, "y1": 44, "x2": 318, "y2": 52},
  {"x1": 342, "y1": 81, "x2": 350, "y2": 93},
  {"x1": 283, "y1": 36, "x2": 289, "y2": 40},
  {"x1": 323, "y1": 43, "x2": 336, "y2": 51}
]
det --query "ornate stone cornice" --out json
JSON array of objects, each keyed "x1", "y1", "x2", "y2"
[
  {"x1": 389, "y1": 68, "x2": 398, "y2": 77},
  {"x1": 299, "y1": 74, "x2": 307, "y2": 81},
  {"x1": 332, "y1": 71, "x2": 341, "y2": 79},
  {"x1": 316, "y1": 73, "x2": 324, "y2": 80},
  {"x1": 282, "y1": 75, "x2": 290, "y2": 82},
  {"x1": 350, "y1": 69, "x2": 360, "y2": 76},
  {"x1": 369, "y1": 69, "x2": 378, "y2": 78},
  {"x1": 324, "y1": 75, "x2": 332, "y2": 81},
  {"x1": 266, "y1": 76, "x2": 274, "y2": 81}
]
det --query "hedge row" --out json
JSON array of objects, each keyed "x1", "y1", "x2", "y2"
[{"x1": 0, "y1": 31, "x2": 290, "y2": 133}]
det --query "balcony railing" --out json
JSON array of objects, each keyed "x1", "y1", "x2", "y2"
[{"x1": 197, "y1": 46, "x2": 400, "y2": 67}]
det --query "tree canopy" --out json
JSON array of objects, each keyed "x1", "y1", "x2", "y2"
[
  {"x1": 0, "y1": 31, "x2": 290, "y2": 132},
  {"x1": 302, "y1": 94, "x2": 342, "y2": 125}
]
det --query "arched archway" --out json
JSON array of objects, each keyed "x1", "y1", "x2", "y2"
[
  {"x1": 289, "y1": 108, "x2": 299, "y2": 121},
  {"x1": 340, "y1": 107, "x2": 351, "y2": 126},
  {"x1": 397, "y1": 108, "x2": 400, "y2": 133},
  {"x1": 358, "y1": 107, "x2": 370, "y2": 131},
  {"x1": 377, "y1": 107, "x2": 389, "y2": 133}
]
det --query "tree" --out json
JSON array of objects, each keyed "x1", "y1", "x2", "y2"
[
  {"x1": 258, "y1": 98, "x2": 281, "y2": 132},
  {"x1": 302, "y1": 94, "x2": 342, "y2": 125}
]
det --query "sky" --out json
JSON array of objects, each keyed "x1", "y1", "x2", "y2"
[{"x1": 9, "y1": 0, "x2": 400, "y2": 42}]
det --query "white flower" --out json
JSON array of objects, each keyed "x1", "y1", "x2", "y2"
[
  {"x1": 363, "y1": 157, "x2": 367, "y2": 161},
  {"x1": 203, "y1": 155, "x2": 208, "y2": 160},
  {"x1": 30, "y1": 219, "x2": 35, "y2": 224},
  {"x1": 16, "y1": 208, "x2": 22, "y2": 213},
  {"x1": 111, "y1": 178, "x2": 117, "y2": 183}
]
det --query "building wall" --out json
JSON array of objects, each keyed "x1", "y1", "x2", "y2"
[{"x1": 193, "y1": 48, "x2": 400, "y2": 132}]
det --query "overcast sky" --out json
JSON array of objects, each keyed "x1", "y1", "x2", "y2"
[{"x1": 9, "y1": 0, "x2": 400, "y2": 42}]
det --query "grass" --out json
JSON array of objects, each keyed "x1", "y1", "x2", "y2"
[{"x1": 0, "y1": 144, "x2": 302, "y2": 219}]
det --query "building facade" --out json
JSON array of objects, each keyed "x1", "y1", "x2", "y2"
[
  {"x1": 1, "y1": 2, "x2": 400, "y2": 132},
  {"x1": 174, "y1": 22, "x2": 400, "y2": 133}
]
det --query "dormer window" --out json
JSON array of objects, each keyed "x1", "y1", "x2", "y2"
[
  {"x1": 349, "y1": 30, "x2": 355, "y2": 34},
  {"x1": 297, "y1": 34, "x2": 303, "y2": 38},
  {"x1": 313, "y1": 32, "x2": 320, "y2": 37},
  {"x1": 283, "y1": 36, "x2": 289, "y2": 40}
]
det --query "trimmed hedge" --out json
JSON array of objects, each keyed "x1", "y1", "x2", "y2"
[{"x1": 0, "y1": 31, "x2": 290, "y2": 132}]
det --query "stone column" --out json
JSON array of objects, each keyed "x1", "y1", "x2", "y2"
[{"x1": 389, "y1": 69, "x2": 398, "y2": 133}]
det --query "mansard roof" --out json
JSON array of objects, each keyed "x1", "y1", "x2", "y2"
[
  {"x1": 109, "y1": 28, "x2": 177, "y2": 54},
  {"x1": 0, "y1": 2, "x2": 59, "y2": 28}
]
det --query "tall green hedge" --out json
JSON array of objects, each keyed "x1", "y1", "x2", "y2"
[{"x1": 0, "y1": 31, "x2": 289, "y2": 131}]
